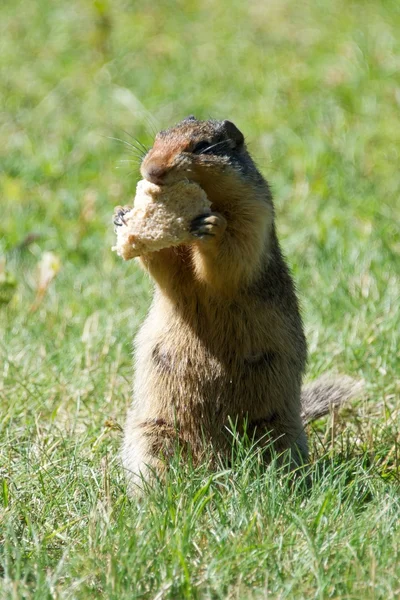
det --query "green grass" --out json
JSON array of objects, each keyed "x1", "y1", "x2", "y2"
[{"x1": 1, "y1": 0, "x2": 400, "y2": 598}]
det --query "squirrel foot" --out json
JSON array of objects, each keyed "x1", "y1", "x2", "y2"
[{"x1": 190, "y1": 212, "x2": 227, "y2": 241}]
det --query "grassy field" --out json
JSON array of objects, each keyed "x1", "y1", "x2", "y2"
[{"x1": 1, "y1": 0, "x2": 400, "y2": 598}]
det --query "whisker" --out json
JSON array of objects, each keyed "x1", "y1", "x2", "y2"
[
  {"x1": 118, "y1": 159, "x2": 142, "y2": 164},
  {"x1": 140, "y1": 113, "x2": 159, "y2": 138},
  {"x1": 200, "y1": 140, "x2": 229, "y2": 155},
  {"x1": 126, "y1": 169, "x2": 140, "y2": 177},
  {"x1": 115, "y1": 165, "x2": 140, "y2": 174},
  {"x1": 121, "y1": 147, "x2": 146, "y2": 161},
  {"x1": 103, "y1": 135, "x2": 146, "y2": 156},
  {"x1": 116, "y1": 129, "x2": 149, "y2": 155},
  {"x1": 125, "y1": 148, "x2": 146, "y2": 158},
  {"x1": 103, "y1": 120, "x2": 154, "y2": 152},
  {"x1": 120, "y1": 129, "x2": 149, "y2": 154}
]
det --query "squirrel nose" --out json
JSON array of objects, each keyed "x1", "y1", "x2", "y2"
[{"x1": 142, "y1": 164, "x2": 167, "y2": 185}]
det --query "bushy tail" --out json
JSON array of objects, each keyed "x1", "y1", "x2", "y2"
[{"x1": 301, "y1": 375, "x2": 364, "y2": 424}]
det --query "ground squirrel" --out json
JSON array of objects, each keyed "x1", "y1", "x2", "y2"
[{"x1": 114, "y1": 116, "x2": 361, "y2": 490}]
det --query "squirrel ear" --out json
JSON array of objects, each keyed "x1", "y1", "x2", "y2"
[
  {"x1": 222, "y1": 120, "x2": 244, "y2": 147},
  {"x1": 183, "y1": 115, "x2": 197, "y2": 122}
]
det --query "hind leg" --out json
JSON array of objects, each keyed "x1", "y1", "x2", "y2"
[
  {"x1": 286, "y1": 426, "x2": 309, "y2": 468},
  {"x1": 249, "y1": 411, "x2": 309, "y2": 469},
  {"x1": 121, "y1": 416, "x2": 178, "y2": 494}
]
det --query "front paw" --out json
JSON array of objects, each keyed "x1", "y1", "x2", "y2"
[
  {"x1": 113, "y1": 205, "x2": 132, "y2": 231},
  {"x1": 190, "y1": 212, "x2": 227, "y2": 240}
]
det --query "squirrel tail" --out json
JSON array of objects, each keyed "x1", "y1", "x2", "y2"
[{"x1": 300, "y1": 375, "x2": 364, "y2": 424}]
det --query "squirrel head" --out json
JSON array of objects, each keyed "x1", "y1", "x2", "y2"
[
  {"x1": 140, "y1": 117, "x2": 263, "y2": 199},
  {"x1": 140, "y1": 117, "x2": 271, "y2": 211}
]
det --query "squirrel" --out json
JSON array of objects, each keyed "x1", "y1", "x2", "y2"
[{"x1": 114, "y1": 116, "x2": 362, "y2": 490}]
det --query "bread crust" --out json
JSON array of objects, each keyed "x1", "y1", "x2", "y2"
[{"x1": 112, "y1": 179, "x2": 211, "y2": 260}]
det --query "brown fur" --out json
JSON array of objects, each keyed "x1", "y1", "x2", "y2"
[{"x1": 118, "y1": 117, "x2": 360, "y2": 490}]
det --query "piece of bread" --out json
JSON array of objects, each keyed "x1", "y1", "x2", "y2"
[{"x1": 112, "y1": 179, "x2": 211, "y2": 260}]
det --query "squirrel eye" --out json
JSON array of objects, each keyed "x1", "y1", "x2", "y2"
[{"x1": 192, "y1": 140, "x2": 211, "y2": 154}]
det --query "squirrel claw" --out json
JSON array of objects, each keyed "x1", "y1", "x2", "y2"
[
  {"x1": 190, "y1": 213, "x2": 227, "y2": 240},
  {"x1": 113, "y1": 206, "x2": 132, "y2": 230}
]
